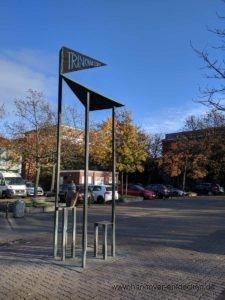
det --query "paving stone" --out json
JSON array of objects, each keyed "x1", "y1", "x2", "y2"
[{"x1": 0, "y1": 198, "x2": 225, "y2": 299}]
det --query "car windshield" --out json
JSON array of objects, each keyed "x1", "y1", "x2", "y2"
[
  {"x1": 26, "y1": 182, "x2": 34, "y2": 187},
  {"x1": 93, "y1": 186, "x2": 102, "y2": 191},
  {"x1": 129, "y1": 185, "x2": 144, "y2": 190},
  {"x1": 5, "y1": 177, "x2": 24, "y2": 185},
  {"x1": 60, "y1": 184, "x2": 69, "y2": 191},
  {"x1": 77, "y1": 187, "x2": 92, "y2": 193}
]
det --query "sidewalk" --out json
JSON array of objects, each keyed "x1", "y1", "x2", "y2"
[{"x1": 0, "y1": 199, "x2": 225, "y2": 299}]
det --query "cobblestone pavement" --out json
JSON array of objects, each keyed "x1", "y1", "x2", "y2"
[{"x1": 0, "y1": 197, "x2": 225, "y2": 299}]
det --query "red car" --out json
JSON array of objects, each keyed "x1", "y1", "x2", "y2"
[
  {"x1": 76, "y1": 185, "x2": 93, "y2": 204},
  {"x1": 119, "y1": 184, "x2": 156, "y2": 199}
]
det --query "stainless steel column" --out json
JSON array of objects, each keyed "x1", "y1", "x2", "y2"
[
  {"x1": 112, "y1": 107, "x2": 116, "y2": 257},
  {"x1": 82, "y1": 91, "x2": 90, "y2": 268}
]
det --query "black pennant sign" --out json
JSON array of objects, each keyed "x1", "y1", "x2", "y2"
[{"x1": 60, "y1": 47, "x2": 106, "y2": 74}]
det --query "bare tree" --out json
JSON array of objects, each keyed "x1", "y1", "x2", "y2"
[
  {"x1": 60, "y1": 105, "x2": 85, "y2": 170},
  {"x1": 184, "y1": 109, "x2": 225, "y2": 130},
  {"x1": 192, "y1": 7, "x2": 225, "y2": 110},
  {"x1": 7, "y1": 89, "x2": 56, "y2": 197},
  {"x1": 0, "y1": 104, "x2": 5, "y2": 119},
  {"x1": 62, "y1": 104, "x2": 83, "y2": 129},
  {"x1": 145, "y1": 133, "x2": 163, "y2": 184}
]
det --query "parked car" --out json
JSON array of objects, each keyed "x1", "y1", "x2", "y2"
[
  {"x1": 195, "y1": 183, "x2": 224, "y2": 196},
  {"x1": 76, "y1": 185, "x2": 94, "y2": 204},
  {"x1": 0, "y1": 172, "x2": 27, "y2": 198},
  {"x1": 167, "y1": 185, "x2": 188, "y2": 197},
  {"x1": 119, "y1": 184, "x2": 156, "y2": 200},
  {"x1": 25, "y1": 182, "x2": 44, "y2": 197},
  {"x1": 59, "y1": 184, "x2": 70, "y2": 202},
  {"x1": 92, "y1": 185, "x2": 119, "y2": 204},
  {"x1": 145, "y1": 184, "x2": 170, "y2": 199},
  {"x1": 59, "y1": 184, "x2": 93, "y2": 204}
]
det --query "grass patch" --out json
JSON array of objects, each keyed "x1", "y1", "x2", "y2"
[
  {"x1": 33, "y1": 202, "x2": 54, "y2": 207},
  {"x1": 24, "y1": 198, "x2": 54, "y2": 207},
  {"x1": 119, "y1": 195, "x2": 143, "y2": 202}
]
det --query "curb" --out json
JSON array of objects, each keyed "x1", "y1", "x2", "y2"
[
  {"x1": 120, "y1": 196, "x2": 143, "y2": 203},
  {"x1": 25, "y1": 205, "x2": 55, "y2": 213}
]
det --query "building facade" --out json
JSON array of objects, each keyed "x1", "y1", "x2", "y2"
[{"x1": 60, "y1": 169, "x2": 118, "y2": 185}]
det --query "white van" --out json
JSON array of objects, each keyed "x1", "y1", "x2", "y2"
[{"x1": 0, "y1": 171, "x2": 27, "y2": 198}]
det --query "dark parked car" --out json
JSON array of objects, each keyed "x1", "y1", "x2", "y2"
[
  {"x1": 145, "y1": 184, "x2": 170, "y2": 199},
  {"x1": 76, "y1": 185, "x2": 94, "y2": 204},
  {"x1": 118, "y1": 184, "x2": 156, "y2": 200},
  {"x1": 195, "y1": 183, "x2": 224, "y2": 196},
  {"x1": 59, "y1": 184, "x2": 93, "y2": 203},
  {"x1": 59, "y1": 184, "x2": 70, "y2": 202},
  {"x1": 167, "y1": 185, "x2": 188, "y2": 197}
]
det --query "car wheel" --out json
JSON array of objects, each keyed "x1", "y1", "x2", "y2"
[
  {"x1": 59, "y1": 196, "x2": 65, "y2": 203},
  {"x1": 97, "y1": 196, "x2": 104, "y2": 204},
  {"x1": 6, "y1": 190, "x2": 12, "y2": 198}
]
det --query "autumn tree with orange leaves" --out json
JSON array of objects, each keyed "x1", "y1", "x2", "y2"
[
  {"x1": 160, "y1": 109, "x2": 225, "y2": 188},
  {"x1": 89, "y1": 110, "x2": 150, "y2": 192},
  {"x1": 160, "y1": 133, "x2": 208, "y2": 189}
]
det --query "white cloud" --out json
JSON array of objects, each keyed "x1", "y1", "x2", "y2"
[
  {"x1": 1, "y1": 48, "x2": 57, "y2": 75},
  {"x1": 0, "y1": 49, "x2": 215, "y2": 133},
  {"x1": 140, "y1": 102, "x2": 210, "y2": 135},
  {"x1": 0, "y1": 50, "x2": 58, "y2": 118}
]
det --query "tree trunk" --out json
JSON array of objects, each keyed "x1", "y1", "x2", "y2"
[
  {"x1": 34, "y1": 166, "x2": 40, "y2": 198},
  {"x1": 121, "y1": 172, "x2": 124, "y2": 195},
  {"x1": 125, "y1": 173, "x2": 128, "y2": 195},
  {"x1": 51, "y1": 164, "x2": 56, "y2": 192},
  {"x1": 182, "y1": 157, "x2": 188, "y2": 191}
]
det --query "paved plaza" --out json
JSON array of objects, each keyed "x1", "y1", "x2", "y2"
[{"x1": 0, "y1": 197, "x2": 225, "y2": 299}]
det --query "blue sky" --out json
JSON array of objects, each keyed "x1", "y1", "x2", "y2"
[{"x1": 0, "y1": 0, "x2": 224, "y2": 135}]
